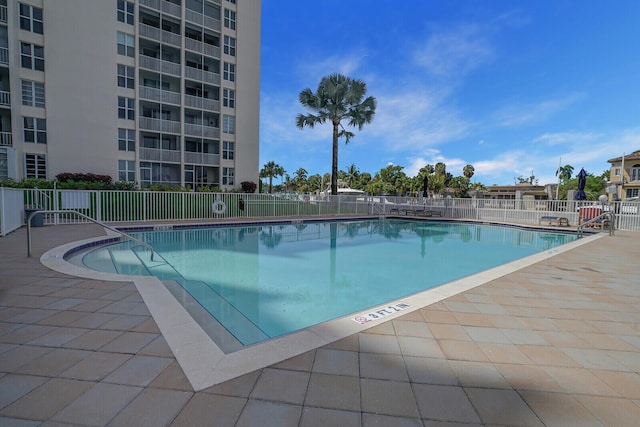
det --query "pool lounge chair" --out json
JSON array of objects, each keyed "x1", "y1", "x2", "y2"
[{"x1": 539, "y1": 216, "x2": 569, "y2": 227}]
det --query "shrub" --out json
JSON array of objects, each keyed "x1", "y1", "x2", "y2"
[{"x1": 241, "y1": 181, "x2": 257, "y2": 193}]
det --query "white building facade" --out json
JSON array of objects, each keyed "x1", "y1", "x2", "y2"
[{"x1": 0, "y1": 0, "x2": 261, "y2": 189}]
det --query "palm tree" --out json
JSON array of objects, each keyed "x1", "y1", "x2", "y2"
[
  {"x1": 296, "y1": 73, "x2": 376, "y2": 195},
  {"x1": 463, "y1": 164, "x2": 475, "y2": 179},
  {"x1": 260, "y1": 161, "x2": 285, "y2": 193},
  {"x1": 556, "y1": 164, "x2": 574, "y2": 183},
  {"x1": 344, "y1": 163, "x2": 360, "y2": 188}
]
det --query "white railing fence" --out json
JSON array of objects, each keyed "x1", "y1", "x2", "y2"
[
  {"x1": 0, "y1": 188, "x2": 25, "y2": 236},
  {"x1": 6, "y1": 189, "x2": 640, "y2": 232}
]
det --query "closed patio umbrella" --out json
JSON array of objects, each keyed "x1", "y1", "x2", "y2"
[
  {"x1": 575, "y1": 168, "x2": 587, "y2": 200},
  {"x1": 422, "y1": 176, "x2": 429, "y2": 197}
]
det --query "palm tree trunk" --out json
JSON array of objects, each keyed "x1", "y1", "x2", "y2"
[
  {"x1": 331, "y1": 121, "x2": 339, "y2": 195},
  {"x1": 269, "y1": 176, "x2": 273, "y2": 193}
]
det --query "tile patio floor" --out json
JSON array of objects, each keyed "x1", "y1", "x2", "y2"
[{"x1": 1, "y1": 223, "x2": 639, "y2": 426}]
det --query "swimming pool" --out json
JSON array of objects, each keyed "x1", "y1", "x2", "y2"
[{"x1": 71, "y1": 219, "x2": 576, "y2": 347}]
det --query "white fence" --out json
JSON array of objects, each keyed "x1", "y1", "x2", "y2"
[
  {"x1": 6, "y1": 188, "x2": 640, "y2": 232},
  {"x1": 0, "y1": 188, "x2": 25, "y2": 236}
]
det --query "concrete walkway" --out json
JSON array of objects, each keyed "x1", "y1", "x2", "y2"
[{"x1": 1, "y1": 223, "x2": 639, "y2": 426}]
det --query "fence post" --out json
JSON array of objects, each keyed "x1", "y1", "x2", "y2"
[{"x1": 95, "y1": 191, "x2": 102, "y2": 222}]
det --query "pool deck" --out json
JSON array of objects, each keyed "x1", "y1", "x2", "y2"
[{"x1": 1, "y1": 223, "x2": 640, "y2": 426}]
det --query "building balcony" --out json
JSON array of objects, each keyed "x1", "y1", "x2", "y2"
[
  {"x1": 139, "y1": 0, "x2": 181, "y2": 18},
  {"x1": 139, "y1": 147, "x2": 181, "y2": 163},
  {"x1": 139, "y1": 86, "x2": 181, "y2": 105},
  {"x1": 139, "y1": 117, "x2": 181, "y2": 134},
  {"x1": 0, "y1": 132, "x2": 12, "y2": 146},
  {"x1": 184, "y1": 95, "x2": 219, "y2": 111},
  {"x1": 185, "y1": 9, "x2": 221, "y2": 32},
  {"x1": 139, "y1": 23, "x2": 182, "y2": 48},
  {"x1": 0, "y1": 90, "x2": 9, "y2": 107},
  {"x1": 162, "y1": 0, "x2": 181, "y2": 18},
  {"x1": 184, "y1": 38, "x2": 221, "y2": 58},
  {"x1": 0, "y1": 47, "x2": 8, "y2": 66},
  {"x1": 184, "y1": 66, "x2": 220, "y2": 85},
  {"x1": 184, "y1": 151, "x2": 220, "y2": 165},
  {"x1": 139, "y1": 55, "x2": 181, "y2": 77},
  {"x1": 184, "y1": 123, "x2": 220, "y2": 139}
]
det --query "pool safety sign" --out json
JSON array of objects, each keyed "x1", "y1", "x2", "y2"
[{"x1": 353, "y1": 302, "x2": 411, "y2": 324}]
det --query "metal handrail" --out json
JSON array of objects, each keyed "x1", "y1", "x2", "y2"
[
  {"x1": 577, "y1": 211, "x2": 615, "y2": 238},
  {"x1": 27, "y1": 209, "x2": 156, "y2": 260}
]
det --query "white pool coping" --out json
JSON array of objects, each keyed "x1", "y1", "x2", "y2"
[{"x1": 40, "y1": 226, "x2": 605, "y2": 391}]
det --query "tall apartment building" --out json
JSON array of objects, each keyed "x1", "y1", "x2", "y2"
[{"x1": 0, "y1": 0, "x2": 261, "y2": 189}]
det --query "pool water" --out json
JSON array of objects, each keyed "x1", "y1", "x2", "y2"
[{"x1": 76, "y1": 219, "x2": 576, "y2": 346}]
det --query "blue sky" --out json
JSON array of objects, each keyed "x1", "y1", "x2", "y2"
[{"x1": 258, "y1": 0, "x2": 639, "y2": 186}]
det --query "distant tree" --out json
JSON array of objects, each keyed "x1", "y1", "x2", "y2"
[
  {"x1": 463, "y1": 164, "x2": 475, "y2": 179},
  {"x1": 294, "y1": 168, "x2": 308, "y2": 182},
  {"x1": 260, "y1": 161, "x2": 285, "y2": 193},
  {"x1": 344, "y1": 163, "x2": 360, "y2": 188},
  {"x1": 296, "y1": 73, "x2": 376, "y2": 195},
  {"x1": 556, "y1": 164, "x2": 574, "y2": 183}
]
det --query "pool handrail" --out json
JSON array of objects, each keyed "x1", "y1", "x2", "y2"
[
  {"x1": 26, "y1": 209, "x2": 156, "y2": 260},
  {"x1": 577, "y1": 211, "x2": 615, "y2": 238}
]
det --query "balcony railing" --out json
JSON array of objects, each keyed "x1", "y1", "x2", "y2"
[
  {"x1": 139, "y1": 147, "x2": 181, "y2": 163},
  {"x1": 184, "y1": 38, "x2": 221, "y2": 58},
  {"x1": 0, "y1": 47, "x2": 8, "y2": 65},
  {"x1": 139, "y1": 0, "x2": 160, "y2": 10},
  {"x1": 184, "y1": 66, "x2": 220, "y2": 85},
  {"x1": 162, "y1": 0, "x2": 181, "y2": 18},
  {"x1": 0, "y1": 132, "x2": 12, "y2": 146},
  {"x1": 139, "y1": 117, "x2": 181, "y2": 134},
  {"x1": 139, "y1": 23, "x2": 161, "y2": 41},
  {"x1": 139, "y1": 55, "x2": 181, "y2": 76},
  {"x1": 162, "y1": 30, "x2": 181, "y2": 47},
  {"x1": 185, "y1": 9, "x2": 222, "y2": 31},
  {"x1": 184, "y1": 123, "x2": 220, "y2": 139},
  {"x1": 139, "y1": 86, "x2": 181, "y2": 105},
  {"x1": 0, "y1": 91, "x2": 9, "y2": 106},
  {"x1": 184, "y1": 95, "x2": 220, "y2": 111},
  {"x1": 138, "y1": 0, "x2": 182, "y2": 18},
  {"x1": 184, "y1": 151, "x2": 220, "y2": 165}
]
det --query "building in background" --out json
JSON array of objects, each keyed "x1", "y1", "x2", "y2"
[
  {"x1": 607, "y1": 151, "x2": 640, "y2": 201},
  {"x1": 0, "y1": 0, "x2": 261, "y2": 189}
]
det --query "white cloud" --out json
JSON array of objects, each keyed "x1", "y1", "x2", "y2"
[
  {"x1": 413, "y1": 24, "x2": 494, "y2": 77},
  {"x1": 493, "y1": 93, "x2": 585, "y2": 127}
]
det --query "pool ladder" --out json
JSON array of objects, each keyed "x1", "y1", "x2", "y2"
[
  {"x1": 577, "y1": 211, "x2": 615, "y2": 238},
  {"x1": 26, "y1": 209, "x2": 156, "y2": 260}
]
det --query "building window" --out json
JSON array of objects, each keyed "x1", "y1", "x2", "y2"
[
  {"x1": 224, "y1": 35, "x2": 236, "y2": 56},
  {"x1": 118, "y1": 128, "x2": 135, "y2": 151},
  {"x1": 226, "y1": 0, "x2": 236, "y2": 4},
  {"x1": 222, "y1": 115, "x2": 235, "y2": 134},
  {"x1": 21, "y1": 80, "x2": 45, "y2": 108},
  {"x1": 19, "y1": 3, "x2": 43, "y2": 34},
  {"x1": 222, "y1": 167, "x2": 234, "y2": 185},
  {"x1": 21, "y1": 43, "x2": 44, "y2": 71},
  {"x1": 223, "y1": 88, "x2": 235, "y2": 108},
  {"x1": 117, "y1": 0, "x2": 134, "y2": 25},
  {"x1": 613, "y1": 167, "x2": 620, "y2": 177},
  {"x1": 23, "y1": 117, "x2": 46, "y2": 144},
  {"x1": 222, "y1": 141, "x2": 234, "y2": 160},
  {"x1": 627, "y1": 188, "x2": 639, "y2": 199},
  {"x1": 223, "y1": 62, "x2": 235, "y2": 82},
  {"x1": 632, "y1": 164, "x2": 640, "y2": 181},
  {"x1": 117, "y1": 64, "x2": 135, "y2": 89},
  {"x1": 25, "y1": 153, "x2": 46, "y2": 178},
  {"x1": 118, "y1": 160, "x2": 136, "y2": 182},
  {"x1": 118, "y1": 97, "x2": 135, "y2": 120},
  {"x1": 224, "y1": 9, "x2": 236, "y2": 30},
  {"x1": 117, "y1": 32, "x2": 135, "y2": 57}
]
